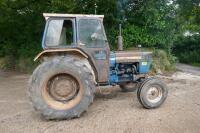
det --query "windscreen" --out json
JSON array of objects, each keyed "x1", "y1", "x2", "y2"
[{"x1": 78, "y1": 19, "x2": 106, "y2": 47}]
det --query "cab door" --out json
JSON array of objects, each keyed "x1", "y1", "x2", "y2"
[{"x1": 77, "y1": 18, "x2": 110, "y2": 83}]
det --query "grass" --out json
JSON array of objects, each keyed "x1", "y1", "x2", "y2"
[
  {"x1": 0, "y1": 56, "x2": 38, "y2": 73},
  {"x1": 151, "y1": 49, "x2": 176, "y2": 74},
  {"x1": 191, "y1": 63, "x2": 200, "y2": 67}
]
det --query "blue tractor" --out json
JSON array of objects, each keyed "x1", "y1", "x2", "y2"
[{"x1": 29, "y1": 13, "x2": 168, "y2": 120}]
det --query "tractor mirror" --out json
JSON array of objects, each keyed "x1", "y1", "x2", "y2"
[{"x1": 91, "y1": 33, "x2": 98, "y2": 41}]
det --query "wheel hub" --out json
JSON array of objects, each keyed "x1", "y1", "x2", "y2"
[
  {"x1": 147, "y1": 86, "x2": 162, "y2": 103},
  {"x1": 48, "y1": 74, "x2": 79, "y2": 102}
]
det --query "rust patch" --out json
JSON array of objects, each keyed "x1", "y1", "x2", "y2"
[
  {"x1": 34, "y1": 49, "x2": 88, "y2": 61},
  {"x1": 115, "y1": 51, "x2": 152, "y2": 63},
  {"x1": 42, "y1": 73, "x2": 84, "y2": 110}
]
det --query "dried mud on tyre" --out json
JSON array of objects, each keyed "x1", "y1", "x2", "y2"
[{"x1": 28, "y1": 56, "x2": 95, "y2": 120}]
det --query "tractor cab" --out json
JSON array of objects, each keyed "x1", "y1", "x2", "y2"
[{"x1": 42, "y1": 13, "x2": 107, "y2": 48}]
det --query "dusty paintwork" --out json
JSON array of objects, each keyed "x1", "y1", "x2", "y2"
[
  {"x1": 42, "y1": 73, "x2": 84, "y2": 110},
  {"x1": 115, "y1": 51, "x2": 152, "y2": 63},
  {"x1": 77, "y1": 45, "x2": 110, "y2": 83},
  {"x1": 34, "y1": 48, "x2": 88, "y2": 61}
]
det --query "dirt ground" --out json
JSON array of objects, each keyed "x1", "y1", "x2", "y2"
[{"x1": 0, "y1": 66, "x2": 200, "y2": 133}]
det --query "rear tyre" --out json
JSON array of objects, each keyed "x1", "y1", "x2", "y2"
[
  {"x1": 28, "y1": 56, "x2": 95, "y2": 120},
  {"x1": 137, "y1": 78, "x2": 168, "y2": 109},
  {"x1": 119, "y1": 82, "x2": 137, "y2": 92}
]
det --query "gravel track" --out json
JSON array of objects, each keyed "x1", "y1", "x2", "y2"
[{"x1": 0, "y1": 69, "x2": 200, "y2": 133}]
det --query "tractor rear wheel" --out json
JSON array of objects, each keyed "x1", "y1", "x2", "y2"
[
  {"x1": 137, "y1": 78, "x2": 168, "y2": 109},
  {"x1": 28, "y1": 56, "x2": 95, "y2": 120}
]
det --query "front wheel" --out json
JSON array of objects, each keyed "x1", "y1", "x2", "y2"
[{"x1": 137, "y1": 78, "x2": 168, "y2": 109}]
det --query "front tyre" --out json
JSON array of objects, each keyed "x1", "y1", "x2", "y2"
[
  {"x1": 137, "y1": 78, "x2": 168, "y2": 109},
  {"x1": 28, "y1": 56, "x2": 95, "y2": 120}
]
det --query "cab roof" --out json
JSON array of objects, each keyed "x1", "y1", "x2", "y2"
[{"x1": 43, "y1": 13, "x2": 104, "y2": 20}]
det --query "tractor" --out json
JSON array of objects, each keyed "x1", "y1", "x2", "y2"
[{"x1": 28, "y1": 13, "x2": 168, "y2": 120}]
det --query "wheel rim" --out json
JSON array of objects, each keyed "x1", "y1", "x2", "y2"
[
  {"x1": 48, "y1": 74, "x2": 79, "y2": 102},
  {"x1": 42, "y1": 73, "x2": 84, "y2": 110},
  {"x1": 146, "y1": 86, "x2": 162, "y2": 103}
]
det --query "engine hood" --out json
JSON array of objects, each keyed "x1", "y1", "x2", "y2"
[{"x1": 114, "y1": 51, "x2": 152, "y2": 63}]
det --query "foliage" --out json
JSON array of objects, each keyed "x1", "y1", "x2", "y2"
[
  {"x1": 0, "y1": 56, "x2": 15, "y2": 70},
  {"x1": 173, "y1": 35, "x2": 200, "y2": 64},
  {"x1": 16, "y1": 57, "x2": 39, "y2": 73},
  {"x1": 0, "y1": 0, "x2": 75, "y2": 72},
  {"x1": 124, "y1": 0, "x2": 177, "y2": 50},
  {"x1": 0, "y1": 0, "x2": 199, "y2": 72},
  {"x1": 191, "y1": 63, "x2": 200, "y2": 67},
  {"x1": 151, "y1": 49, "x2": 176, "y2": 74},
  {"x1": 172, "y1": 0, "x2": 200, "y2": 65},
  {"x1": 175, "y1": 0, "x2": 200, "y2": 33}
]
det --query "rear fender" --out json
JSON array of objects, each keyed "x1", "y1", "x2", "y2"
[
  {"x1": 34, "y1": 49, "x2": 88, "y2": 61},
  {"x1": 34, "y1": 49, "x2": 97, "y2": 84}
]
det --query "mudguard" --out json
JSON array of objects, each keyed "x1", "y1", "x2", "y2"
[
  {"x1": 34, "y1": 48, "x2": 98, "y2": 84},
  {"x1": 34, "y1": 49, "x2": 88, "y2": 61}
]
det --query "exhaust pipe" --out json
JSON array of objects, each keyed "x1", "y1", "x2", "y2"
[{"x1": 117, "y1": 24, "x2": 123, "y2": 51}]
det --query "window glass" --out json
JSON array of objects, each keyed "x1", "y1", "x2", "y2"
[
  {"x1": 45, "y1": 19, "x2": 73, "y2": 47},
  {"x1": 78, "y1": 19, "x2": 106, "y2": 47}
]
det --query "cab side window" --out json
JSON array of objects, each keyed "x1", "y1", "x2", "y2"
[{"x1": 45, "y1": 19, "x2": 73, "y2": 47}]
